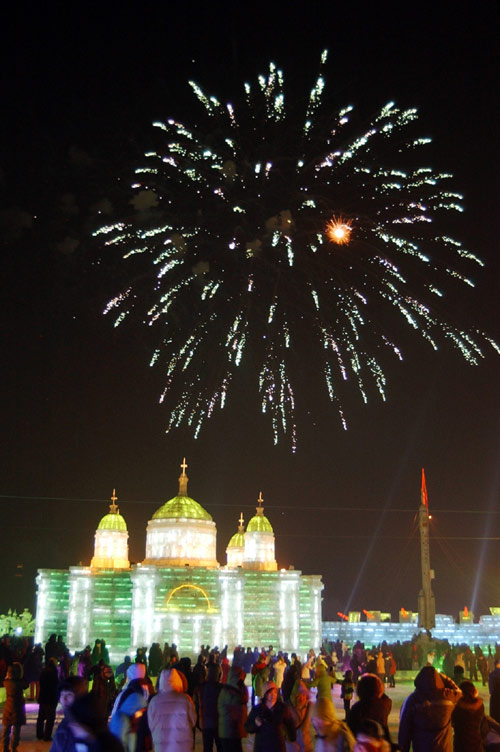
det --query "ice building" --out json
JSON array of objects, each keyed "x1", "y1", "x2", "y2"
[{"x1": 35, "y1": 460, "x2": 323, "y2": 662}]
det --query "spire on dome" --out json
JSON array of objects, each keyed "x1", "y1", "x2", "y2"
[
  {"x1": 256, "y1": 491, "x2": 264, "y2": 515},
  {"x1": 109, "y1": 488, "x2": 119, "y2": 514},
  {"x1": 178, "y1": 458, "x2": 189, "y2": 496},
  {"x1": 238, "y1": 512, "x2": 245, "y2": 533}
]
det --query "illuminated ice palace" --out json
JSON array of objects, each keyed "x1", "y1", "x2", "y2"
[{"x1": 35, "y1": 461, "x2": 323, "y2": 662}]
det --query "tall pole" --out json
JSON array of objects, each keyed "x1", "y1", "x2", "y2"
[{"x1": 418, "y1": 468, "x2": 435, "y2": 630}]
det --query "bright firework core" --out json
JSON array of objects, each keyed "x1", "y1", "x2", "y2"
[{"x1": 326, "y1": 217, "x2": 352, "y2": 245}]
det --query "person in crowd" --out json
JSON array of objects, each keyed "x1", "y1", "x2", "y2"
[
  {"x1": 451, "y1": 679, "x2": 485, "y2": 752},
  {"x1": 245, "y1": 680, "x2": 296, "y2": 752},
  {"x1": 340, "y1": 670, "x2": 355, "y2": 718},
  {"x1": 147, "y1": 667, "x2": 196, "y2": 752},
  {"x1": 481, "y1": 713, "x2": 500, "y2": 750},
  {"x1": 252, "y1": 653, "x2": 270, "y2": 706},
  {"x1": 353, "y1": 719, "x2": 391, "y2": 752},
  {"x1": 194, "y1": 661, "x2": 223, "y2": 752},
  {"x1": 23, "y1": 642, "x2": 44, "y2": 701},
  {"x1": 109, "y1": 662, "x2": 153, "y2": 752},
  {"x1": 148, "y1": 642, "x2": 163, "y2": 677},
  {"x1": 1, "y1": 662, "x2": 28, "y2": 752},
  {"x1": 347, "y1": 674, "x2": 393, "y2": 748},
  {"x1": 77, "y1": 646, "x2": 92, "y2": 679},
  {"x1": 376, "y1": 652, "x2": 386, "y2": 685},
  {"x1": 193, "y1": 653, "x2": 208, "y2": 690},
  {"x1": 177, "y1": 656, "x2": 195, "y2": 696},
  {"x1": 220, "y1": 654, "x2": 231, "y2": 684},
  {"x1": 66, "y1": 692, "x2": 124, "y2": 751},
  {"x1": 386, "y1": 653, "x2": 396, "y2": 688},
  {"x1": 287, "y1": 679, "x2": 312, "y2": 752},
  {"x1": 37, "y1": 657, "x2": 60, "y2": 741},
  {"x1": 90, "y1": 659, "x2": 116, "y2": 716},
  {"x1": 478, "y1": 652, "x2": 489, "y2": 686},
  {"x1": 306, "y1": 662, "x2": 337, "y2": 727},
  {"x1": 45, "y1": 635, "x2": 58, "y2": 663},
  {"x1": 489, "y1": 659, "x2": 500, "y2": 723},
  {"x1": 115, "y1": 656, "x2": 132, "y2": 687},
  {"x1": 217, "y1": 665, "x2": 248, "y2": 752},
  {"x1": 398, "y1": 665, "x2": 461, "y2": 752},
  {"x1": 312, "y1": 696, "x2": 355, "y2": 751},
  {"x1": 281, "y1": 661, "x2": 301, "y2": 704},
  {"x1": 91, "y1": 640, "x2": 103, "y2": 666},
  {"x1": 273, "y1": 654, "x2": 287, "y2": 689},
  {"x1": 49, "y1": 675, "x2": 89, "y2": 752}
]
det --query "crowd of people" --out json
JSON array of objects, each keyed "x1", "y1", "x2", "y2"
[{"x1": 2, "y1": 632, "x2": 500, "y2": 750}]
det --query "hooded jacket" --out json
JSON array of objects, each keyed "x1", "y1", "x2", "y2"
[
  {"x1": 147, "y1": 668, "x2": 196, "y2": 752},
  {"x1": 398, "y1": 666, "x2": 461, "y2": 752}
]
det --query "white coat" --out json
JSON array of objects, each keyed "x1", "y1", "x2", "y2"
[{"x1": 147, "y1": 668, "x2": 196, "y2": 752}]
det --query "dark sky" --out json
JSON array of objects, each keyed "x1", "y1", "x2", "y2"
[{"x1": 1, "y1": 1, "x2": 499, "y2": 623}]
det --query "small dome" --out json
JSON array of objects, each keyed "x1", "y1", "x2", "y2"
[
  {"x1": 246, "y1": 491, "x2": 274, "y2": 533},
  {"x1": 247, "y1": 514, "x2": 273, "y2": 533},
  {"x1": 227, "y1": 531, "x2": 245, "y2": 549},
  {"x1": 97, "y1": 489, "x2": 127, "y2": 531},
  {"x1": 152, "y1": 495, "x2": 212, "y2": 521},
  {"x1": 98, "y1": 512, "x2": 127, "y2": 532}
]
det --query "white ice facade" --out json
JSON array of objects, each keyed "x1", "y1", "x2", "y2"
[{"x1": 35, "y1": 461, "x2": 323, "y2": 663}]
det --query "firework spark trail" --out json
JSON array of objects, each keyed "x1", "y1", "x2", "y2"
[{"x1": 96, "y1": 51, "x2": 498, "y2": 450}]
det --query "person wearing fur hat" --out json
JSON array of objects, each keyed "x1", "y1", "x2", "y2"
[
  {"x1": 1, "y1": 662, "x2": 28, "y2": 752},
  {"x1": 451, "y1": 679, "x2": 485, "y2": 752},
  {"x1": 147, "y1": 667, "x2": 196, "y2": 752},
  {"x1": 245, "y1": 681, "x2": 296, "y2": 752},
  {"x1": 398, "y1": 665, "x2": 461, "y2": 752}
]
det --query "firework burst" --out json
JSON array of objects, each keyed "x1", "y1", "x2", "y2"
[{"x1": 96, "y1": 51, "x2": 498, "y2": 450}]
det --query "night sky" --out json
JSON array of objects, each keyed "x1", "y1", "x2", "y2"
[{"x1": 1, "y1": 2, "x2": 499, "y2": 625}]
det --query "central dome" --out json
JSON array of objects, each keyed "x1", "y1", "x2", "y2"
[
  {"x1": 152, "y1": 495, "x2": 212, "y2": 521},
  {"x1": 143, "y1": 459, "x2": 219, "y2": 568}
]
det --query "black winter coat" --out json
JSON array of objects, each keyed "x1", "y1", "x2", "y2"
[{"x1": 245, "y1": 699, "x2": 296, "y2": 752}]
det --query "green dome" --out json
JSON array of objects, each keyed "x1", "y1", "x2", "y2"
[
  {"x1": 97, "y1": 513, "x2": 127, "y2": 532},
  {"x1": 227, "y1": 531, "x2": 245, "y2": 549},
  {"x1": 247, "y1": 514, "x2": 273, "y2": 533},
  {"x1": 152, "y1": 494, "x2": 212, "y2": 521}
]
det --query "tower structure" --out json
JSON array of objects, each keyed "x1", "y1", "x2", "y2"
[
  {"x1": 226, "y1": 513, "x2": 245, "y2": 567},
  {"x1": 90, "y1": 489, "x2": 130, "y2": 569},
  {"x1": 417, "y1": 468, "x2": 435, "y2": 630},
  {"x1": 143, "y1": 457, "x2": 218, "y2": 568},
  {"x1": 244, "y1": 492, "x2": 278, "y2": 571}
]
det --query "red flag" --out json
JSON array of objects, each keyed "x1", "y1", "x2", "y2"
[{"x1": 421, "y1": 468, "x2": 428, "y2": 509}]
